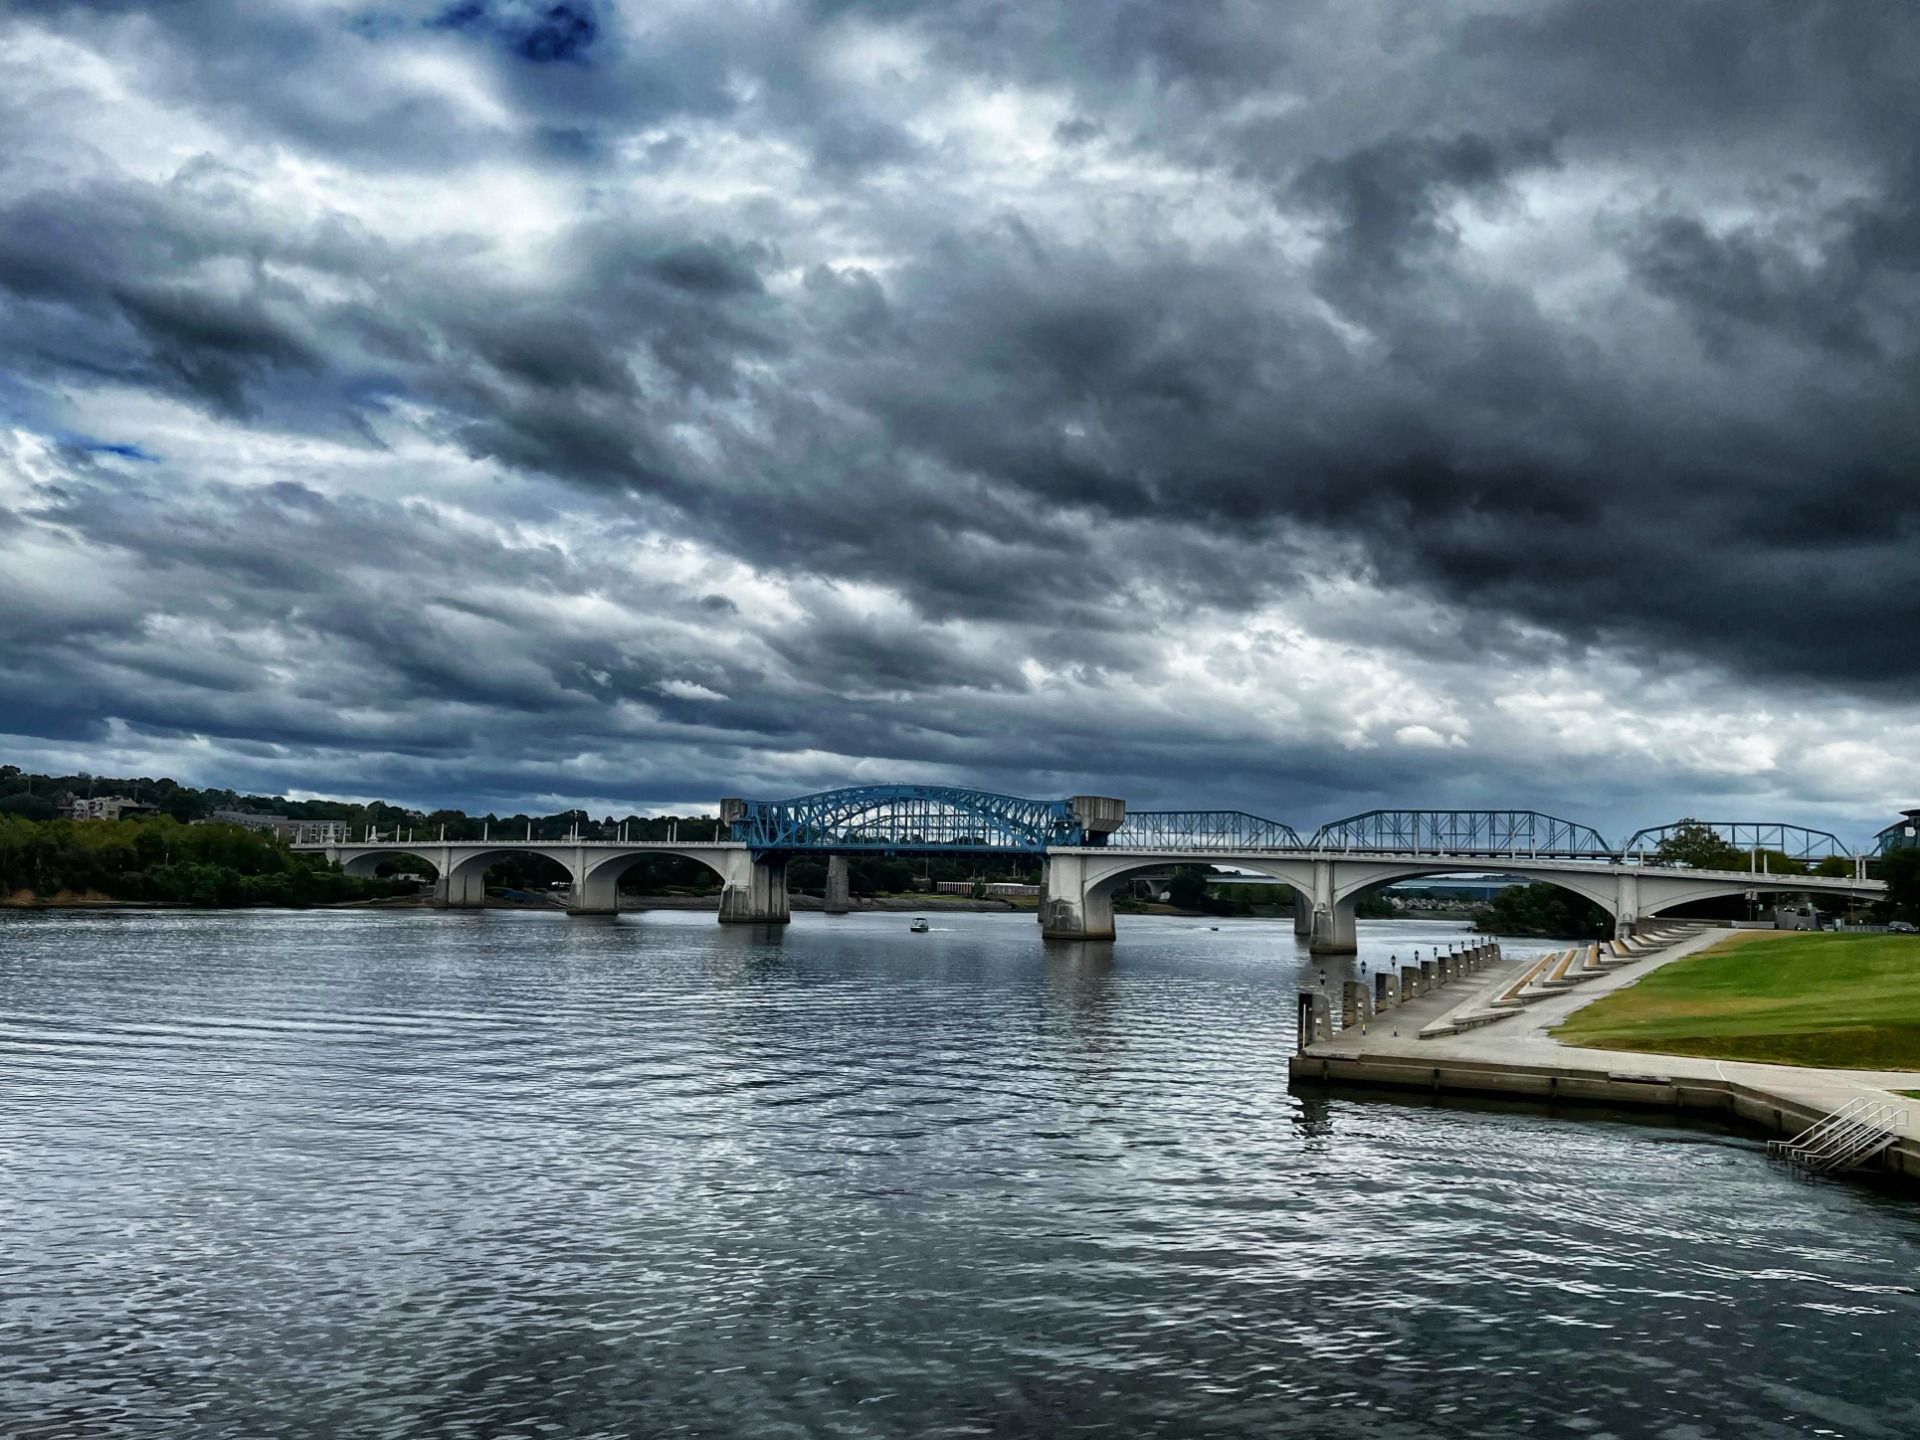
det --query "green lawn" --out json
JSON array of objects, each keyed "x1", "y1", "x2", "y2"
[{"x1": 1554, "y1": 931, "x2": 1920, "y2": 1071}]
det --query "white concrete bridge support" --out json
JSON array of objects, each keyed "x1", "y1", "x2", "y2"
[
  {"x1": 824, "y1": 855, "x2": 851, "y2": 915},
  {"x1": 434, "y1": 865, "x2": 487, "y2": 908},
  {"x1": 1307, "y1": 857, "x2": 1359, "y2": 955},
  {"x1": 717, "y1": 851, "x2": 790, "y2": 925},
  {"x1": 568, "y1": 846, "x2": 621, "y2": 915},
  {"x1": 1614, "y1": 872, "x2": 1641, "y2": 938},
  {"x1": 1039, "y1": 853, "x2": 1116, "y2": 940}
]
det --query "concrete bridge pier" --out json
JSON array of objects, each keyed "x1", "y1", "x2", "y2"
[
  {"x1": 1614, "y1": 872, "x2": 1641, "y2": 939},
  {"x1": 1307, "y1": 859, "x2": 1358, "y2": 955},
  {"x1": 1038, "y1": 853, "x2": 1115, "y2": 941},
  {"x1": 717, "y1": 851, "x2": 791, "y2": 925},
  {"x1": 824, "y1": 855, "x2": 851, "y2": 915},
  {"x1": 567, "y1": 847, "x2": 621, "y2": 915},
  {"x1": 432, "y1": 868, "x2": 488, "y2": 908}
]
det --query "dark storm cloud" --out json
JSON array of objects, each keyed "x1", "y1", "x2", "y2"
[
  {"x1": 3, "y1": 0, "x2": 1919, "y2": 821},
  {"x1": 430, "y1": 1, "x2": 602, "y2": 65}
]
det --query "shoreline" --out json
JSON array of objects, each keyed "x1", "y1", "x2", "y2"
[
  {"x1": 0, "y1": 891, "x2": 1247, "y2": 918},
  {"x1": 1289, "y1": 929, "x2": 1920, "y2": 1190}
]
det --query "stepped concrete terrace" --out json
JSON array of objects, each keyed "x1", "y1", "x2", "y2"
[{"x1": 1291, "y1": 929, "x2": 1920, "y2": 1187}]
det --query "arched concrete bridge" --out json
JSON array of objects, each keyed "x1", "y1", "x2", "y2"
[
  {"x1": 320, "y1": 839, "x2": 779, "y2": 921},
  {"x1": 297, "y1": 787, "x2": 1892, "y2": 952},
  {"x1": 1039, "y1": 848, "x2": 1882, "y2": 951}
]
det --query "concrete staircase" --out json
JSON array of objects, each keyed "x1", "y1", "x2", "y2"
[{"x1": 1416, "y1": 925, "x2": 1703, "y2": 1039}]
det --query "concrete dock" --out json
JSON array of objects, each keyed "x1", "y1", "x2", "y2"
[{"x1": 1290, "y1": 929, "x2": 1920, "y2": 1186}]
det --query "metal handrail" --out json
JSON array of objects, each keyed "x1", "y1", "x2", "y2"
[{"x1": 1769, "y1": 1099, "x2": 1907, "y2": 1173}]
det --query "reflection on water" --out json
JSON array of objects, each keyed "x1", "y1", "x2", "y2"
[{"x1": 3, "y1": 907, "x2": 1919, "y2": 1439}]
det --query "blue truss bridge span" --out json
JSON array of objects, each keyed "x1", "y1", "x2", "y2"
[
  {"x1": 715, "y1": 788, "x2": 1882, "y2": 863},
  {"x1": 720, "y1": 785, "x2": 1084, "y2": 853}
]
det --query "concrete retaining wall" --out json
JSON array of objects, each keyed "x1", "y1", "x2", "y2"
[{"x1": 1288, "y1": 1051, "x2": 1920, "y2": 1189}]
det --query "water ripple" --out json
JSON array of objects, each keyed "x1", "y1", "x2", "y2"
[{"x1": 4, "y1": 908, "x2": 1920, "y2": 1439}]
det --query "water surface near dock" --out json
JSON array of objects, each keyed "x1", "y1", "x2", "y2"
[{"x1": 4, "y1": 908, "x2": 1918, "y2": 1438}]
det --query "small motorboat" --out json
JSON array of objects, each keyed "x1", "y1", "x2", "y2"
[{"x1": 910, "y1": 917, "x2": 930, "y2": 933}]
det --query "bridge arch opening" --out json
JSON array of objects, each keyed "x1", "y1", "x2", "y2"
[
  {"x1": 575, "y1": 849, "x2": 733, "y2": 913},
  {"x1": 1042, "y1": 854, "x2": 1313, "y2": 940},
  {"x1": 1641, "y1": 877, "x2": 1837, "y2": 923},
  {"x1": 438, "y1": 847, "x2": 575, "y2": 907},
  {"x1": 339, "y1": 850, "x2": 441, "y2": 881},
  {"x1": 1083, "y1": 859, "x2": 1306, "y2": 914},
  {"x1": 1318, "y1": 865, "x2": 1621, "y2": 952}
]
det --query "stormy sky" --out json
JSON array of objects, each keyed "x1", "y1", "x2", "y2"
[{"x1": 2, "y1": 0, "x2": 1917, "y2": 841}]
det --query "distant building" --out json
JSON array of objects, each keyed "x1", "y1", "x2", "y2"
[
  {"x1": 291, "y1": 820, "x2": 351, "y2": 845},
  {"x1": 933, "y1": 880, "x2": 1042, "y2": 898},
  {"x1": 200, "y1": 811, "x2": 348, "y2": 844},
  {"x1": 1878, "y1": 809, "x2": 1920, "y2": 855},
  {"x1": 1771, "y1": 903, "x2": 1822, "y2": 931},
  {"x1": 64, "y1": 795, "x2": 150, "y2": 821},
  {"x1": 205, "y1": 808, "x2": 292, "y2": 834}
]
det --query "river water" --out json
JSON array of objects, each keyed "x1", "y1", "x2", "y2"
[{"x1": 4, "y1": 907, "x2": 1919, "y2": 1439}]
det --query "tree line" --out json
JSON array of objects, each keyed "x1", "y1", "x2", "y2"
[{"x1": 0, "y1": 815, "x2": 400, "y2": 907}]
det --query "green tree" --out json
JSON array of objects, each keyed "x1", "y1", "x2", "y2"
[
  {"x1": 1884, "y1": 848, "x2": 1920, "y2": 921},
  {"x1": 1750, "y1": 848, "x2": 1808, "y2": 876},
  {"x1": 1353, "y1": 888, "x2": 1397, "y2": 919},
  {"x1": 1165, "y1": 866, "x2": 1211, "y2": 911},
  {"x1": 1651, "y1": 819, "x2": 1742, "y2": 871},
  {"x1": 1476, "y1": 882, "x2": 1612, "y2": 939}
]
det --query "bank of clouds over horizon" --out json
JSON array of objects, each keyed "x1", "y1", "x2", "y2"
[{"x1": 2, "y1": 1, "x2": 1916, "y2": 831}]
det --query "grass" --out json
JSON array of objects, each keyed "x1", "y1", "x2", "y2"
[{"x1": 1554, "y1": 931, "x2": 1920, "y2": 1071}]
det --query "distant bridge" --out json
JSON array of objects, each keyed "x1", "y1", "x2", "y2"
[{"x1": 296, "y1": 784, "x2": 1892, "y2": 952}]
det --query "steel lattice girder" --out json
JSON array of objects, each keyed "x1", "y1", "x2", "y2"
[
  {"x1": 1106, "y1": 811, "x2": 1305, "y2": 850},
  {"x1": 728, "y1": 785, "x2": 1080, "y2": 853},
  {"x1": 1617, "y1": 821, "x2": 1858, "y2": 862},
  {"x1": 720, "y1": 789, "x2": 1881, "y2": 861},
  {"x1": 1308, "y1": 809, "x2": 1615, "y2": 857}
]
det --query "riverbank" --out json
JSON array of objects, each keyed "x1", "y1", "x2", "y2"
[
  {"x1": 2, "y1": 890, "x2": 1229, "y2": 918},
  {"x1": 1290, "y1": 928, "x2": 1920, "y2": 1189},
  {"x1": 1555, "y1": 930, "x2": 1920, "y2": 1069},
  {"x1": 631, "y1": 892, "x2": 1043, "y2": 914}
]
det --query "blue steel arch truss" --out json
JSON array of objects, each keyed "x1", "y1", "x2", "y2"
[
  {"x1": 1618, "y1": 821, "x2": 1858, "y2": 864},
  {"x1": 729, "y1": 785, "x2": 1079, "y2": 854},
  {"x1": 1309, "y1": 809, "x2": 1614, "y2": 858},
  {"x1": 1106, "y1": 811, "x2": 1305, "y2": 850}
]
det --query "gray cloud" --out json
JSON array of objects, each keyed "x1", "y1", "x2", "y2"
[{"x1": 2, "y1": 0, "x2": 1918, "y2": 827}]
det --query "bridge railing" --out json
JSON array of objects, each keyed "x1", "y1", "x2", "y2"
[
  {"x1": 1308, "y1": 809, "x2": 1616, "y2": 859},
  {"x1": 1104, "y1": 811, "x2": 1305, "y2": 850},
  {"x1": 1616, "y1": 821, "x2": 1860, "y2": 866}
]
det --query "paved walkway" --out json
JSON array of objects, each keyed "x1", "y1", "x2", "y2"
[{"x1": 1307, "y1": 929, "x2": 1920, "y2": 1141}]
